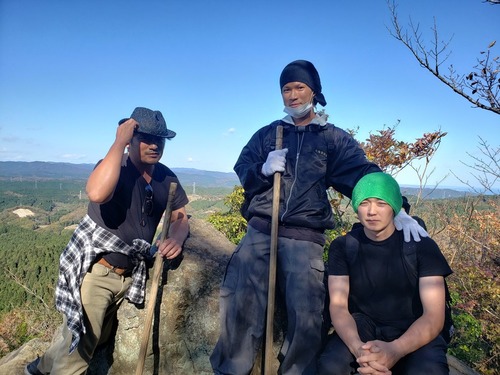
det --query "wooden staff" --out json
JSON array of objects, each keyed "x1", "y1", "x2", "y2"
[
  {"x1": 264, "y1": 125, "x2": 283, "y2": 374},
  {"x1": 135, "y1": 182, "x2": 177, "y2": 375}
]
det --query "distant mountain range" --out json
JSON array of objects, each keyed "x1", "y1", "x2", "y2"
[
  {"x1": 399, "y1": 186, "x2": 474, "y2": 199},
  {"x1": 0, "y1": 161, "x2": 94, "y2": 180},
  {"x1": 0, "y1": 161, "x2": 240, "y2": 188},
  {"x1": 0, "y1": 161, "x2": 476, "y2": 198}
]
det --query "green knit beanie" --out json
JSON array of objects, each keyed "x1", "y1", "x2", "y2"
[{"x1": 352, "y1": 172, "x2": 403, "y2": 214}]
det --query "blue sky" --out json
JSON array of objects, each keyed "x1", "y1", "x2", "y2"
[{"x1": 0, "y1": 0, "x2": 498, "y2": 189}]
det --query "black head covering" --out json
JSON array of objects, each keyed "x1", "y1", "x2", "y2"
[{"x1": 279, "y1": 60, "x2": 327, "y2": 106}]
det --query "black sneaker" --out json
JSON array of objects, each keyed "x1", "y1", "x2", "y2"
[{"x1": 24, "y1": 357, "x2": 44, "y2": 375}]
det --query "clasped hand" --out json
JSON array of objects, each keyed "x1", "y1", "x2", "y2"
[
  {"x1": 261, "y1": 149, "x2": 288, "y2": 176},
  {"x1": 356, "y1": 340, "x2": 403, "y2": 375}
]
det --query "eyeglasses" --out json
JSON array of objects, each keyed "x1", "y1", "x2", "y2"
[{"x1": 141, "y1": 184, "x2": 154, "y2": 227}]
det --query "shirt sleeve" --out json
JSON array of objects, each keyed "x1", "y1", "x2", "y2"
[
  {"x1": 233, "y1": 125, "x2": 274, "y2": 197},
  {"x1": 325, "y1": 127, "x2": 381, "y2": 198},
  {"x1": 172, "y1": 178, "x2": 189, "y2": 211},
  {"x1": 328, "y1": 236, "x2": 350, "y2": 276},
  {"x1": 417, "y1": 237, "x2": 453, "y2": 278}
]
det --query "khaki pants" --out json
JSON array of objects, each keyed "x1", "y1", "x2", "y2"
[{"x1": 38, "y1": 263, "x2": 133, "y2": 375}]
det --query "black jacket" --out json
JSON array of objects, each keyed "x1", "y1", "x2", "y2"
[{"x1": 235, "y1": 120, "x2": 381, "y2": 231}]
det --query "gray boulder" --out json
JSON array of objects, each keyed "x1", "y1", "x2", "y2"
[{"x1": 100, "y1": 217, "x2": 234, "y2": 375}]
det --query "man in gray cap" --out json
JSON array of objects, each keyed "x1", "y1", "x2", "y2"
[
  {"x1": 210, "y1": 60, "x2": 427, "y2": 375},
  {"x1": 25, "y1": 107, "x2": 189, "y2": 375}
]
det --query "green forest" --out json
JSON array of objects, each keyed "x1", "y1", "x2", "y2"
[
  {"x1": 0, "y1": 179, "x2": 231, "y2": 313},
  {"x1": 0, "y1": 180, "x2": 88, "y2": 312}
]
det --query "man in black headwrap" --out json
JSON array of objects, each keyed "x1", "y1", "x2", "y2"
[{"x1": 210, "y1": 60, "x2": 426, "y2": 375}]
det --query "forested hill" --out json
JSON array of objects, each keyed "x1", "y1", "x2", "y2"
[{"x1": 0, "y1": 161, "x2": 240, "y2": 188}]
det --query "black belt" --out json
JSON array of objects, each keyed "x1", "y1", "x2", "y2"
[{"x1": 248, "y1": 216, "x2": 326, "y2": 246}]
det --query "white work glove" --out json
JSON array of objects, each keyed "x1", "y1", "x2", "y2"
[
  {"x1": 261, "y1": 148, "x2": 288, "y2": 177},
  {"x1": 394, "y1": 210, "x2": 429, "y2": 242}
]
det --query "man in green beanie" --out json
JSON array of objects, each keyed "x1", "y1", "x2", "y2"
[{"x1": 317, "y1": 172, "x2": 452, "y2": 375}]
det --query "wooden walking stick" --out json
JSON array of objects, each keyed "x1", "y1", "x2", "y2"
[
  {"x1": 264, "y1": 125, "x2": 283, "y2": 375},
  {"x1": 135, "y1": 182, "x2": 177, "y2": 375}
]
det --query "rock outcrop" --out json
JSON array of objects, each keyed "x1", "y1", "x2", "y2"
[{"x1": 0, "y1": 218, "x2": 479, "y2": 375}]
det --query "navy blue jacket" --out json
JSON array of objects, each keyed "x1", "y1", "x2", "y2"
[{"x1": 235, "y1": 120, "x2": 381, "y2": 231}]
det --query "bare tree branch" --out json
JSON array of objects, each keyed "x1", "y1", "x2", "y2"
[
  {"x1": 387, "y1": 1, "x2": 500, "y2": 115},
  {"x1": 452, "y1": 136, "x2": 500, "y2": 194}
]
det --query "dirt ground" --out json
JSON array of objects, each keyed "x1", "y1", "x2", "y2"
[{"x1": 12, "y1": 208, "x2": 34, "y2": 218}]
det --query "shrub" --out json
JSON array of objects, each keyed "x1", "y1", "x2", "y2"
[{"x1": 207, "y1": 186, "x2": 247, "y2": 244}]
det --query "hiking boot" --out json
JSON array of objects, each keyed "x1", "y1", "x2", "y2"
[{"x1": 24, "y1": 357, "x2": 44, "y2": 375}]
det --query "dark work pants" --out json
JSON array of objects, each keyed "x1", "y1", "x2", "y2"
[
  {"x1": 317, "y1": 313, "x2": 449, "y2": 375},
  {"x1": 210, "y1": 226, "x2": 326, "y2": 375}
]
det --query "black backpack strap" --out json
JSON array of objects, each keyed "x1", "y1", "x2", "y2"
[
  {"x1": 345, "y1": 227, "x2": 363, "y2": 266},
  {"x1": 401, "y1": 240, "x2": 418, "y2": 289}
]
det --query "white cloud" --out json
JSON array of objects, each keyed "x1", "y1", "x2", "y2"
[{"x1": 223, "y1": 128, "x2": 236, "y2": 136}]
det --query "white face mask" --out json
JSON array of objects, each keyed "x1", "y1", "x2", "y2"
[{"x1": 283, "y1": 102, "x2": 313, "y2": 118}]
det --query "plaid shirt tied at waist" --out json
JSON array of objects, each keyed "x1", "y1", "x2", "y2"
[{"x1": 55, "y1": 214, "x2": 151, "y2": 353}]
